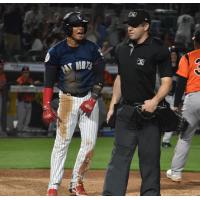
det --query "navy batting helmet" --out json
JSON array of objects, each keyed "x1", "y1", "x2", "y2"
[{"x1": 63, "y1": 12, "x2": 88, "y2": 36}]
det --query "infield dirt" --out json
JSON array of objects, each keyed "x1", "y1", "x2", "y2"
[{"x1": 0, "y1": 169, "x2": 200, "y2": 196}]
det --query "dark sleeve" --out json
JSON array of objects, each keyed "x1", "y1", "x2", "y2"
[
  {"x1": 174, "y1": 75, "x2": 187, "y2": 107},
  {"x1": 44, "y1": 64, "x2": 58, "y2": 87},
  {"x1": 44, "y1": 48, "x2": 59, "y2": 87},
  {"x1": 157, "y1": 45, "x2": 172, "y2": 78},
  {"x1": 44, "y1": 47, "x2": 59, "y2": 65}
]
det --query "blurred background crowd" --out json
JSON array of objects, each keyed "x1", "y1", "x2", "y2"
[
  {"x1": 0, "y1": 3, "x2": 200, "y2": 137},
  {"x1": 1, "y1": 3, "x2": 200, "y2": 62}
]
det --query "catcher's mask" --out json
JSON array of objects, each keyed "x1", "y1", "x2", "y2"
[{"x1": 63, "y1": 11, "x2": 88, "y2": 36}]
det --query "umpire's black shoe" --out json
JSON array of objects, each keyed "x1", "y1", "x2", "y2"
[{"x1": 162, "y1": 142, "x2": 172, "y2": 148}]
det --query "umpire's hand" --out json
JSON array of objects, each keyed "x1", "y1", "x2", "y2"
[
  {"x1": 142, "y1": 99, "x2": 158, "y2": 113},
  {"x1": 172, "y1": 107, "x2": 179, "y2": 112},
  {"x1": 106, "y1": 107, "x2": 114, "y2": 124}
]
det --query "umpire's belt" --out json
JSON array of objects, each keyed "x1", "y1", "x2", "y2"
[
  {"x1": 63, "y1": 91, "x2": 89, "y2": 97},
  {"x1": 122, "y1": 100, "x2": 142, "y2": 107}
]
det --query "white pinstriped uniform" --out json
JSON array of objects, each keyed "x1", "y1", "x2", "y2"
[{"x1": 48, "y1": 91, "x2": 99, "y2": 190}]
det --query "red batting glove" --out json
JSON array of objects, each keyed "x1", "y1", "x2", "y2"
[
  {"x1": 43, "y1": 87, "x2": 57, "y2": 125},
  {"x1": 43, "y1": 104, "x2": 57, "y2": 125},
  {"x1": 79, "y1": 97, "x2": 96, "y2": 116}
]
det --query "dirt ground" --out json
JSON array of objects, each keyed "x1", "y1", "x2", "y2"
[{"x1": 0, "y1": 169, "x2": 200, "y2": 196}]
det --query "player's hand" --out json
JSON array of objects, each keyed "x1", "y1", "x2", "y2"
[
  {"x1": 142, "y1": 98, "x2": 159, "y2": 113},
  {"x1": 79, "y1": 97, "x2": 96, "y2": 116},
  {"x1": 42, "y1": 104, "x2": 58, "y2": 125}
]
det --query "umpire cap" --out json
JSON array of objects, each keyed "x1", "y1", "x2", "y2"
[
  {"x1": 192, "y1": 30, "x2": 200, "y2": 43},
  {"x1": 124, "y1": 9, "x2": 151, "y2": 27}
]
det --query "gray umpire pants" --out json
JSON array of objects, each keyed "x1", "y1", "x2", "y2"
[
  {"x1": 102, "y1": 104, "x2": 161, "y2": 196},
  {"x1": 171, "y1": 91, "x2": 200, "y2": 175}
]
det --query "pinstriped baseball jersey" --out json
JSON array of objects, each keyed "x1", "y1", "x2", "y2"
[{"x1": 45, "y1": 39, "x2": 104, "y2": 94}]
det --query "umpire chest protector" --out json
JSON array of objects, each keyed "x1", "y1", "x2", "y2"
[{"x1": 116, "y1": 37, "x2": 172, "y2": 104}]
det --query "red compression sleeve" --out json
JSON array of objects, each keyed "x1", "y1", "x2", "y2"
[{"x1": 43, "y1": 87, "x2": 53, "y2": 106}]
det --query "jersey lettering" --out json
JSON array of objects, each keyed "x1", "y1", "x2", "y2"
[
  {"x1": 194, "y1": 58, "x2": 200, "y2": 76},
  {"x1": 62, "y1": 63, "x2": 72, "y2": 73},
  {"x1": 61, "y1": 61, "x2": 93, "y2": 73},
  {"x1": 75, "y1": 61, "x2": 93, "y2": 70}
]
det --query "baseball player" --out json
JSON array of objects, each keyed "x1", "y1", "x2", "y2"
[
  {"x1": 166, "y1": 30, "x2": 200, "y2": 182},
  {"x1": 43, "y1": 12, "x2": 105, "y2": 196}
]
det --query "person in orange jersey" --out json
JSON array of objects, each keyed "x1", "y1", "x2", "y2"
[{"x1": 166, "y1": 30, "x2": 200, "y2": 182}]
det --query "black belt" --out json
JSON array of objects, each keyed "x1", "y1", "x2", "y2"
[
  {"x1": 122, "y1": 100, "x2": 143, "y2": 107},
  {"x1": 63, "y1": 91, "x2": 89, "y2": 97}
]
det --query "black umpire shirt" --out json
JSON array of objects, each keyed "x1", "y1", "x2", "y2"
[{"x1": 116, "y1": 36, "x2": 172, "y2": 104}]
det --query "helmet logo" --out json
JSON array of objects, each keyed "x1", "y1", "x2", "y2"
[{"x1": 128, "y1": 11, "x2": 137, "y2": 18}]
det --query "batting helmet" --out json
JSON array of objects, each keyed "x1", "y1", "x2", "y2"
[{"x1": 63, "y1": 12, "x2": 88, "y2": 36}]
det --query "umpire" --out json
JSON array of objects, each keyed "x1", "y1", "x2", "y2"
[{"x1": 102, "y1": 9, "x2": 172, "y2": 196}]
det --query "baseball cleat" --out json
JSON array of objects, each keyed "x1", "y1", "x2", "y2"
[
  {"x1": 162, "y1": 142, "x2": 172, "y2": 148},
  {"x1": 69, "y1": 181, "x2": 88, "y2": 196},
  {"x1": 166, "y1": 169, "x2": 182, "y2": 182},
  {"x1": 47, "y1": 188, "x2": 58, "y2": 196}
]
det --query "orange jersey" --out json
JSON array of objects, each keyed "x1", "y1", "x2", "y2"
[{"x1": 176, "y1": 49, "x2": 200, "y2": 94}]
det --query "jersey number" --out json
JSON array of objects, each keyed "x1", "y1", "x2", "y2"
[{"x1": 194, "y1": 58, "x2": 200, "y2": 76}]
